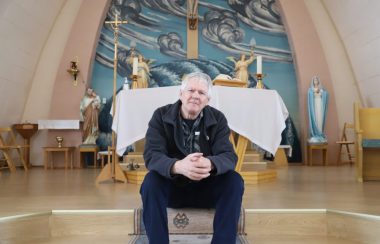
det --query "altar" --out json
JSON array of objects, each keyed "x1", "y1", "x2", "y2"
[
  {"x1": 113, "y1": 86, "x2": 289, "y2": 158},
  {"x1": 112, "y1": 86, "x2": 288, "y2": 184}
]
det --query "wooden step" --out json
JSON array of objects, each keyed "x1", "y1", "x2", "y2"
[
  {"x1": 123, "y1": 169, "x2": 147, "y2": 184},
  {"x1": 123, "y1": 153, "x2": 145, "y2": 165},
  {"x1": 124, "y1": 152, "x2": 262, "y2": 166},
  {"x1": 240, "y1": 163, "x2": 277, "y2": 184},
  {"x1": 244, "y1": 151, "x2": 261, "y2": 162},
  {"x1": 121, "y1": 153, "x2": 147, "y2": 184},
  {"x1": 243, "y1": 161, "x2": 267, "y2": 165}
]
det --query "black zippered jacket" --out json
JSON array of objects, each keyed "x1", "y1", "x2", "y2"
[{"x1": 143, "y1": 100, "x2": 238, "y2": 181}]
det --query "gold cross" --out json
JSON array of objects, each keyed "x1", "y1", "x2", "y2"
[{"x1": 105, "y1": 13, "x2": 128, "y2": 29}]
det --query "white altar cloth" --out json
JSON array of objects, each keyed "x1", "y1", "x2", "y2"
[
  {"x1": 38, "y1": 120, "x2": 80, "y2": 129},
  {"x1": 112, "y1": 86, "x2": 288, "y2": 156}
]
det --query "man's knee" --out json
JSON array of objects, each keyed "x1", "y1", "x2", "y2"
[
  {"x1": 140, "y1": 171, "x2": 168, "y2": 196},
  {"x1": 222, "y1": 171, "x2": 244, "y2": 194}
]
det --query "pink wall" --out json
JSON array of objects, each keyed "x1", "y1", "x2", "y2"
[
  {"x1": 47, "y1": 0, "x2": 111, "y2": 167},
  {"x1": 278, "y1": 0, "x2": 339, "y2": 164}
]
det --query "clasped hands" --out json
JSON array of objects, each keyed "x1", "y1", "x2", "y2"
[{"x1": 172, "y1": 153, "x2": 213, "y2": 181}]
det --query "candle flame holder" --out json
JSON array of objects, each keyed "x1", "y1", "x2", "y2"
[
  {"x1": 255, "y1": 73, "x2": 265, "y2": 89},
  {"x1": 131, "y1": 74, "x2": 138, "y2": 89},
  {"x1": 67, "y1": 60, "x2": 80, "y2": 86}
]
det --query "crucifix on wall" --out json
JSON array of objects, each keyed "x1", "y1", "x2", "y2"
[{"x1": 187, "y1": 0, "x2": 198, "y2": 59}]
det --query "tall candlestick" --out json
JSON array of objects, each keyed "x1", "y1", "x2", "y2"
[
  {"x1": 257, "y1": 56, "x2": 262, "y2": 74},
  {"x1": 132, "y1": 57, "x2": 138, "y2": 75}
]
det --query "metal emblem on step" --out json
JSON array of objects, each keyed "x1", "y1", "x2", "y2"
[{"x1": 173, "y1": 212, "x2": 189, "y2": 229}]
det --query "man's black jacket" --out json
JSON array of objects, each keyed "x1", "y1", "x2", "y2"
[{"x1": 143, "y1": 100, "x2": 238, "y2": 180}]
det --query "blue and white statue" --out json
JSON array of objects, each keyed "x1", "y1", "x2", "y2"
[{"x1": 307, "y1": 76, "x2": 328, "y2": 143}]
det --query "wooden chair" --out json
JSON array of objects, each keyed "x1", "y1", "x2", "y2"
[
  {"x1": 307, "y1": 142, "x2": 328, "y2": 166},
  {"x1": 79, "y1": 145, "x2": 99, "y2": 168},
  {"x1": 0, "y1": 127, "x2": 28, "y2": 172},
  {"x1": 354, "y1": 102, "x2": 380, "y2": 182},
  {"x1": 336, "y1": 122, "x2": 355, "y2": 165}
]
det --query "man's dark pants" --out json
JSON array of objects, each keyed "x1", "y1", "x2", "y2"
[{"x1": 140, "y1": 170, "x2": 244, "y2": 244}]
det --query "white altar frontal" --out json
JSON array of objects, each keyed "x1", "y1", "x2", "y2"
[{"x1": 112, "y1": 85, "x2": 288, "y2": 156}]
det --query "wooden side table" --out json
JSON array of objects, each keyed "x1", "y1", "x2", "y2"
[
  {"x1": 79, "y1": 145, "x2": 99, "y2": 168},
  {"x1": 43, "y1": 147, "x2": 75, "y2": 170},
  {"x1": 307, "y1": 143, "x2": 328, "y2": 166}
]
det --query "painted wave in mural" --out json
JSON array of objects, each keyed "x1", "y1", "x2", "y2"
[
  {"x1": 228, "y1": 0, "x2": 285, "y2": 34},
  {"x1": 201, "y1": 9, "x2": 291, "y2": 61},
  {"x1": 105, "y1": 0, "x2": 292, "y2": 62}
]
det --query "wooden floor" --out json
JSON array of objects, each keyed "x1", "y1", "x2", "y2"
[
  {"x1": 1, "y1": 164, "x2": 379, "y2": 216},
  {"x1": 1, "y1": 164, "x2": 379, "y2": 243}
]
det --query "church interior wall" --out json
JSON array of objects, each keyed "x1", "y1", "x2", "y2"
[
  {"x1": 22, "y1": 0, "x2": 83, "y2": 123},
  {"x1": 10, "y1": 0, "x2": 109, "y2": 166},
  {"x1": 44, "y1": 0, "x2": 110, "y2": 166},
  {"x1": 0, "y1": 0, "x2": 66, "y2": 127},
  {"x1": 20, "y1": 0, "x2": 84, "y2": 166},
  {"x1": 322, "y1": 0, "x2": 380, "y2": 108},
  {"x1": 304, "y1": 0, "x2": 361, "y2": 132},
  {"x1": 278, "y1": 0, "x2": 339, "y2": 163}
]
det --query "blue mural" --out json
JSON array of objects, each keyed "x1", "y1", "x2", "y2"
[{"x1": 91, "y1": 0, "x2": 302, "y2": 162}]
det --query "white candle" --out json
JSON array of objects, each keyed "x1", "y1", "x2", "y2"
[
  {"x1": 132, "y1": 57, "x2": 138, "y2": 75},
  {"x1": 257, "y1": 56, "x2": 262, "y2": 74}
]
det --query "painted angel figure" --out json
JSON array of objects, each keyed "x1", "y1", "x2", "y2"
[
  {"x1": 137, "y1": 54, "x2": 153, "y2": 88},
  {"x1": 227, "y1": 50, "x2": 255, "y2": 84},
  {"x1": 127, "y1": 54, "x2": 153, "y2": 88}
]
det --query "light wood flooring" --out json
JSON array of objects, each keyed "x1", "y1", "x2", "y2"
[
  {"x1": 1, "y1": 165, "x2": 379, "y2": 216},
  {"x1": 1, "y1": 165, "x2": 379, "y2": 243}
]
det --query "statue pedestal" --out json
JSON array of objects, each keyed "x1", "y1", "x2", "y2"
[{"x1": 307, "y1": 143, "x2": 328, "y2": 166}]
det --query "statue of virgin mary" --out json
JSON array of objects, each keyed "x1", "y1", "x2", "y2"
[{"x1": 307, "y1": 76, "x2": 329, "y2": 143}]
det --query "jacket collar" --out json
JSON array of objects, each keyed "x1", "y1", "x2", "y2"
[{"x1": 163, "y1": 100, "x2": 217, "y2": 128}]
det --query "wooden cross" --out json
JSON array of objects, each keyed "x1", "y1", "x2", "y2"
[{"x1": 187, "y1": 0, "x2": 198, "y2": 59}]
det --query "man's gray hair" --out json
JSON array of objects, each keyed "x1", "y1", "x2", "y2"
[{"x1": 180, "y1": 72, "x2": 213, "y2": 98}]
